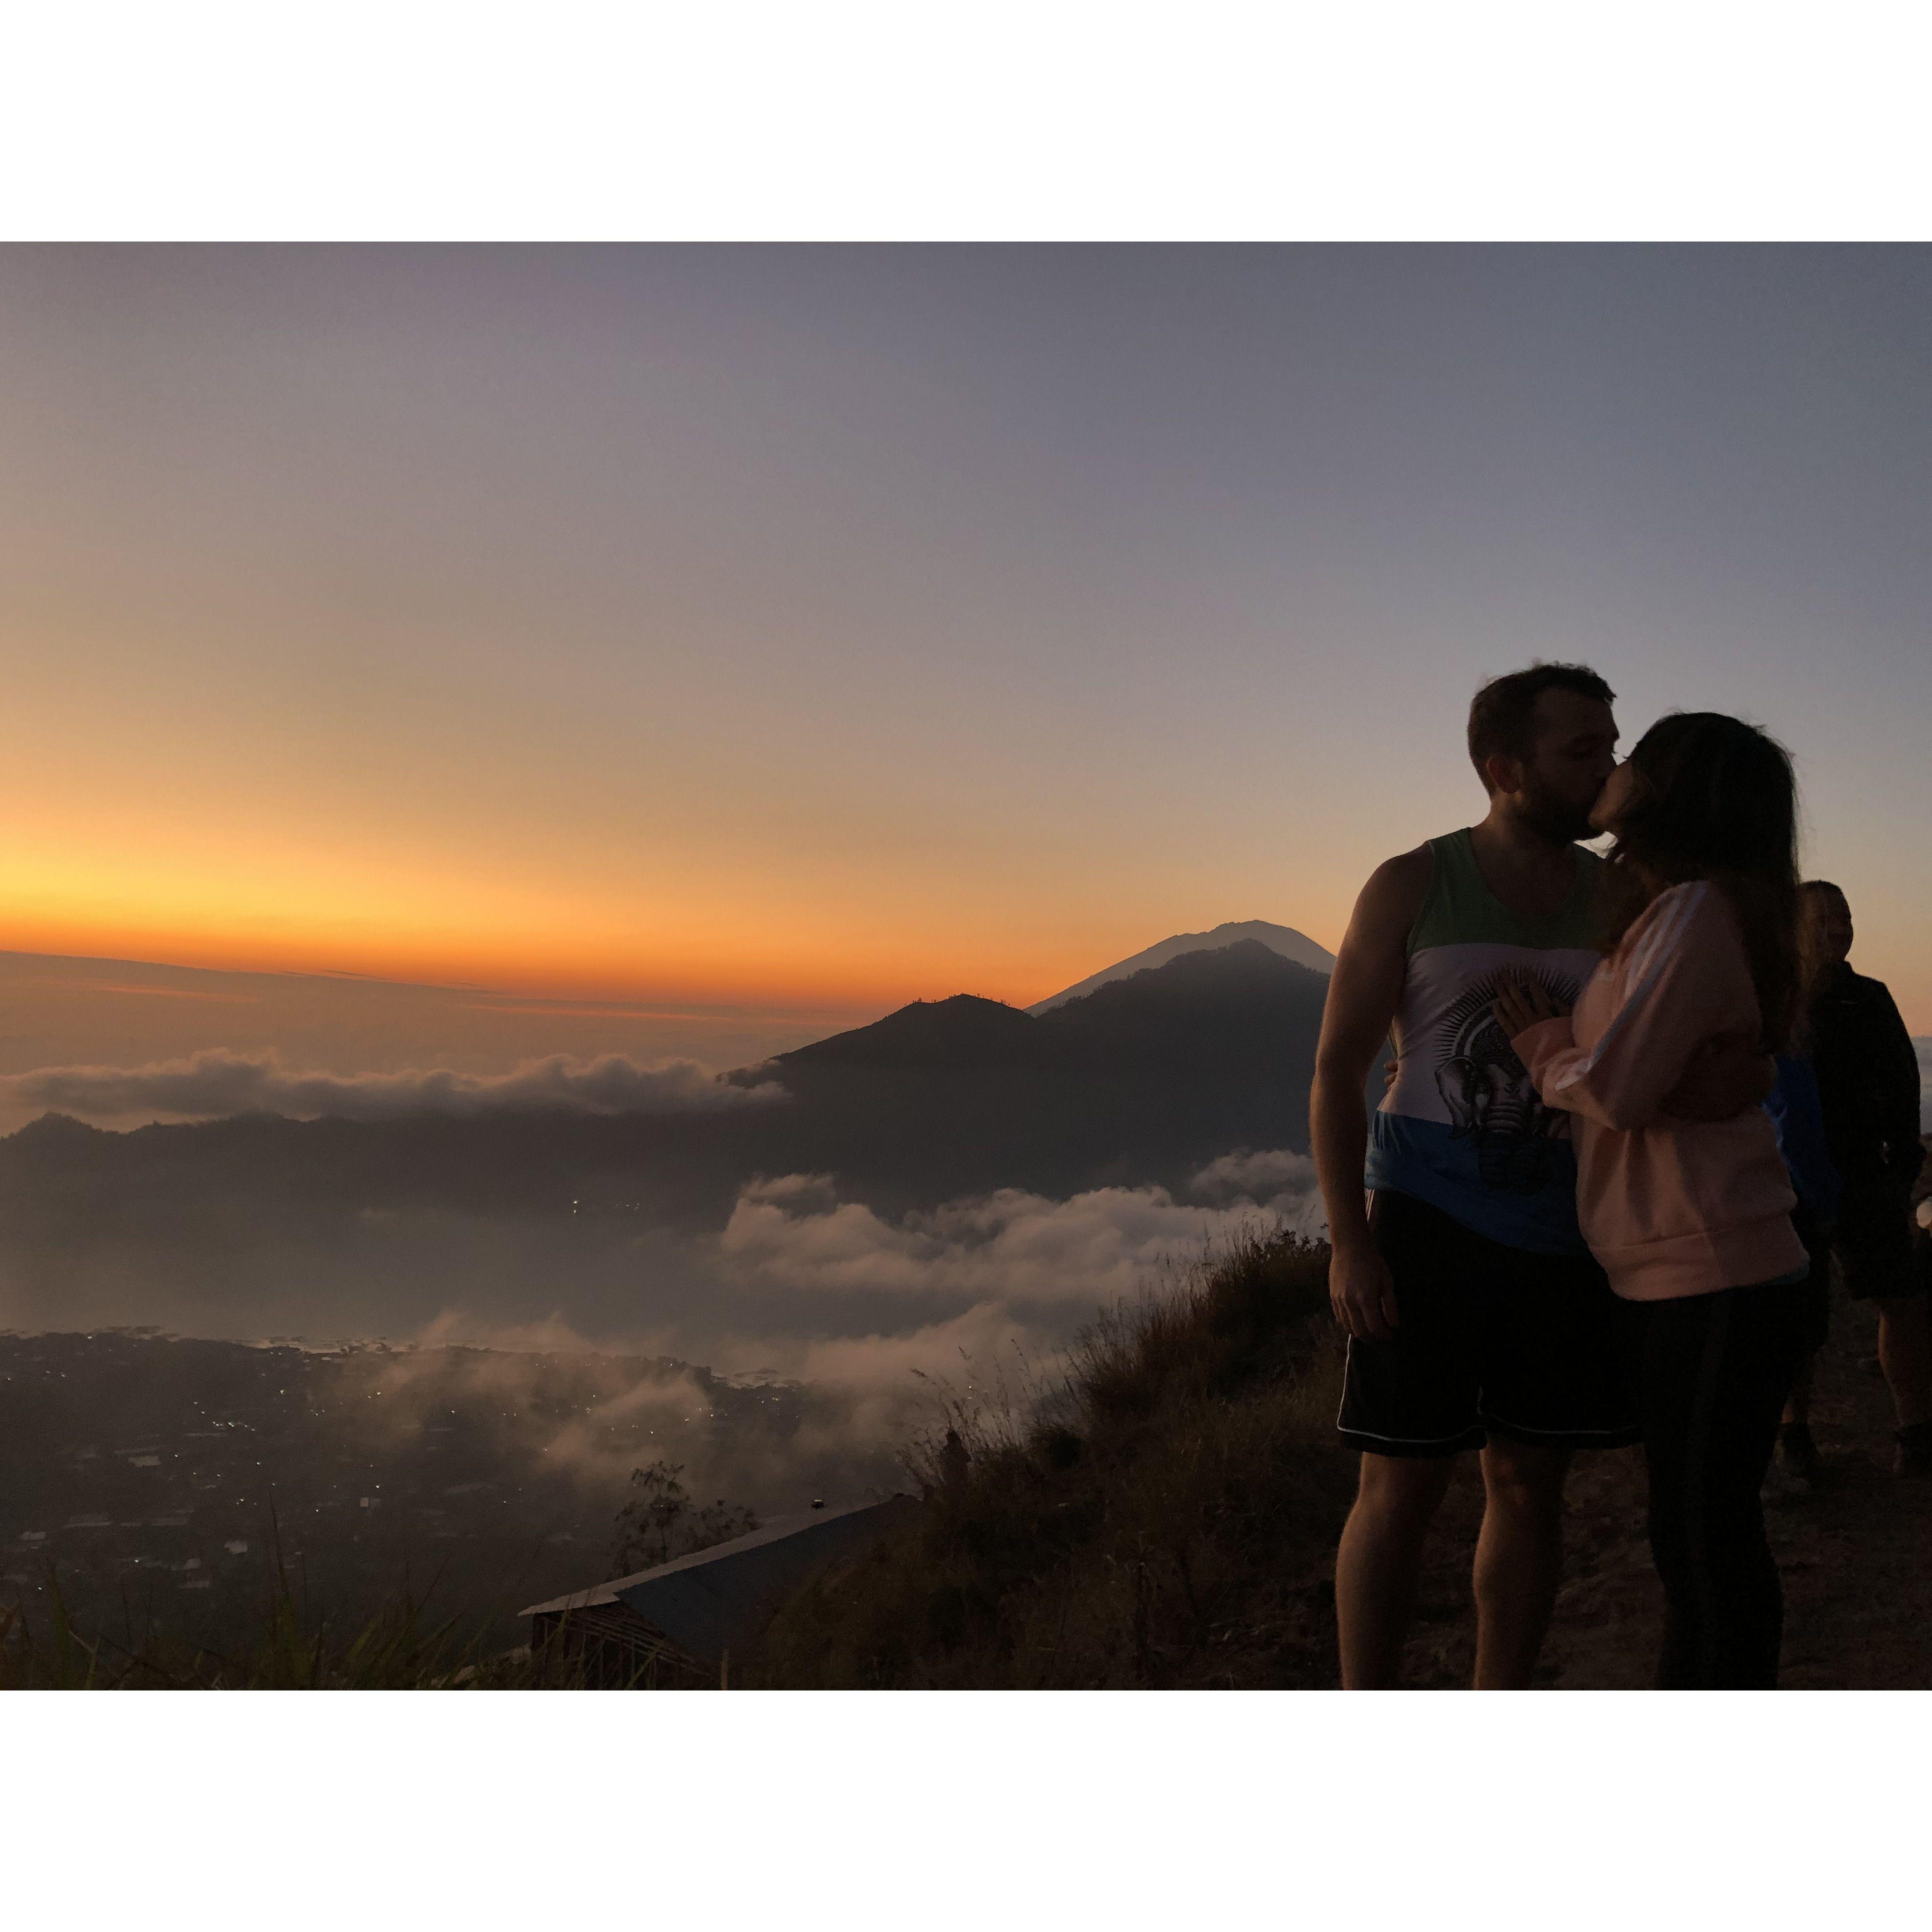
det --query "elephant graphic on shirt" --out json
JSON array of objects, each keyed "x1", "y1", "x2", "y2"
[{"x1": 1433, "y1": 969, "x2": 1581, "y2": 1195}]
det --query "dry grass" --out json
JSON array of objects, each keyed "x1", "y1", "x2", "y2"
[{"x1": 743, "y1": 1226, "x2": 1354, "y2": 1688}]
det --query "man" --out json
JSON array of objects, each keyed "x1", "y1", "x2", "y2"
[
  {"x1": 1779, "y1": 881, "x2": 1929, "y2": 1476},
  {"x1": 1311, "y1": 663, "x2": 1762, "y2": 1689}
]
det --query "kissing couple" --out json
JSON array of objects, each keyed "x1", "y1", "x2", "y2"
[{"x1": 1311, "y1": 661, "x2": 1917, "y2": 1690}]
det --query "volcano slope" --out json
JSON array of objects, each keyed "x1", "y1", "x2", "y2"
[{"x1": 744, "y1": 1227, "x2": 1932, "y2": 1690}]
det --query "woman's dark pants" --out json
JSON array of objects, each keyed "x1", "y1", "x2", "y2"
[{"x1": 1639, "y1": 1276, "x2": 1812, "y2": 1689}]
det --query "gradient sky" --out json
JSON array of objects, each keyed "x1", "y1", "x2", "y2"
[{"x1": 5, "y1": 245, "x2": 1928, "y2": 1037}]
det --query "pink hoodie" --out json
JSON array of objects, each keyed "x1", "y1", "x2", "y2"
[{"x1": 1515, "y1": 880, "x2": 1805, "y2": 1301}]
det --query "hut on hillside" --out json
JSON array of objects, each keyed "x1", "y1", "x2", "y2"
[{"x1": 522, "y1": 1494, "x2": 919, "y2": 1687}]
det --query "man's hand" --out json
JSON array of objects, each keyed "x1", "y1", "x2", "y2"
[
  {"x1": 1382, "y1": 1056, "x2": 1399, "y2": 1093},
  {"x1": 1330, "y1": 1240, "x2": 1400, "y2": 1340},
  {"x1": 1493, "y1": 973, "x2": 1564, "y2": 1045},
  {"x1": 1662, "y1": 1033, "x2": 1776, "y2": 1121}
]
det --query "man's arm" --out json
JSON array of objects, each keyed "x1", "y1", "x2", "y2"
[
  {"x1": 1312, "y1": 847, "x2": 1432, "y2": 1340},
  {"x1": 1870, "y1": 982, "x2": 1926, "y2": 1183}
]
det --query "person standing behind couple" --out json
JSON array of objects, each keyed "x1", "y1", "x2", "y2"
[
  {"x1": 1777, "y1": 880, "x2": 1930, "y2": 1478},
  {"x1": 1497, "y1": 712, "x2": 1811, "y2": 1689}
]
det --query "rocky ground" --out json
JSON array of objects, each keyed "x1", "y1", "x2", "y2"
[{"x1": 1404, "y1": 1286, "x2": 1931, "y2": 1689}]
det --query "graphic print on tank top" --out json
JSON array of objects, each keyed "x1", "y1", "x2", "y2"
[
  {"x1": 1365, "y1": 828, "x2": 1605, "y2": 1255},
  {"x1": 1431, "y1": 962, "x2": 1587, "y2": 1195}
]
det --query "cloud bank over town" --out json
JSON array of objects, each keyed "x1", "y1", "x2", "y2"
[
  {"x1": 0, "y1": 1049, "x2": 781, "y2": 1124},
  {"x1": 696, "y1": 1159, "x2": 1326, "y2": 1402},
  {"x1": 0, "y1": 1133, "x2": 1322, "y2": 1382}
]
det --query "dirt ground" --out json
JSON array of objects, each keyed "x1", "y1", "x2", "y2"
[{"x1": 1397, "y1": 1288, "x2": 1932, "y2": 1690}]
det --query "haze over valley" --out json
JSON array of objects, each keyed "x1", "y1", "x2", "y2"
[{"x1": 0, "y1": 924, "x2": 1337, "y2": 1640}]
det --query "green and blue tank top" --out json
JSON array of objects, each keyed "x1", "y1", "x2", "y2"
[{"x1": 1365, "y1": 828, "x2": 1605, "y2": 1254}]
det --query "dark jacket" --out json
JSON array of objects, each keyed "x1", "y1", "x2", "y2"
[{"x1": 1807, "y1": 962, "x2": 1925, "y2": 1189}]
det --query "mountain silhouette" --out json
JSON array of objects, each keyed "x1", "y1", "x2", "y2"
[
  {"x1": 775, "y1": 993, "x2": 1061, "y2": 1073},
  {"x1": 728, "y1": 940, "x2": 1329, "y2": 1206},
  {"x1": 0, "y1": 941, "x2": 1337, "y2": 1333},
  {"x1": 1027, "y1": 920, "x2": 1335, "y2": 1012}
]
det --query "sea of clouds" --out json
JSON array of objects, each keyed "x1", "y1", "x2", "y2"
[{"x1": 0, "y1": 1046, "x2": 1328, "y2": 1501}]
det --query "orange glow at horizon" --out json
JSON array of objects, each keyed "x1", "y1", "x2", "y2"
[
  {"x1": 0, "y1": 894, "x2": 1353, "y2": 1017},
  {"x1": 7, "y1": 248, "x2": 1930, "y2": 1042}
]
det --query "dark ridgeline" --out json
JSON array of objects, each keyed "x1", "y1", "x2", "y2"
[
  {"x1": 755, "y1": 940, "x2": 1330, "y2": 1207},
  {"x1": 0, "y1": 939, "x2": 1333, "y2": 1251}
]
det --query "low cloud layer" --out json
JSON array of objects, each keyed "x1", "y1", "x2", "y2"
[
  {"x1": 0, "y1": 1049, "x2": 782, "y2": 1124},
  {"x1": 0, "y1": 1116, "x2": 1327, "y2": 1506},
  {"x1": 720, "y1": 1165, "x2": 1316, "y2": 1309},
  {"x1": 1190, "y1": 1146, "x2": 1317, "y2": 1203},
  {"x1": 705, "y1": 1153, "x2": 1325, "y2": 1398}
]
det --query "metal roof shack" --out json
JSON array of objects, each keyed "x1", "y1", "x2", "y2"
[{"x1": 521, "y1": 1494, "x2": 919, "y2": 1687}]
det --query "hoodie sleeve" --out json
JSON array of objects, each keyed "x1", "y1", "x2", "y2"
[{"x1": 1517, "y1": 883, "x2": 1743, "y2": 1134}]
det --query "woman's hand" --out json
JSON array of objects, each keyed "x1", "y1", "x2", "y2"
[{"x1": 1492, "y1": 973, "x2": 1565, "y2": 1045}]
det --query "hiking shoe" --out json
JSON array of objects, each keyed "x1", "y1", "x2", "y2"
[
  {"x1": 1894, "y1": 1423, "x2": 1932, "y2": 1478},
  {"x1": 1778, "y1": 1423, "x2": 1822, "y2": 1483}
]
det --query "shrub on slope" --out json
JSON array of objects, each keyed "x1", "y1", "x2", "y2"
[{"x1": 744, "y1": 1229, "x2": 1352, "y2": 1689}]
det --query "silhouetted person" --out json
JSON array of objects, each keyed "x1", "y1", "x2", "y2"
[
  {"x1": 1779, "y1": 882, "x2": 1929, "y2": 1474},
  {"x1": 1501, "y1": 713, "x2": 1813, "y2": 1688}
]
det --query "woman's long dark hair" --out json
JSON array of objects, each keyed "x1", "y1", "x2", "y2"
[{"x1": 1601, "y1": 712, "x2": 1802, "y2": 1050}]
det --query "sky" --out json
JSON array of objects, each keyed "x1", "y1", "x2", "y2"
[{"x1": 4, "y1": 244, "x2": 1929, "y2": 1052}]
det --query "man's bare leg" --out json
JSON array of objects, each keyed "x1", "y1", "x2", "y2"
[
  {"x1": 1472, "y1": 1438, "x2": 1572, "y2": 1689},
  {"x1": 1876, "y1": 1295, "x2": 1932, "y2": 1430},
  {"x1": 1336, "y1": 1452, "x2": 1455, "y2": 1688}
]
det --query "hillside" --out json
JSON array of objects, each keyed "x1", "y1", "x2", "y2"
[
  {"x1": 743, "y1": 1212, "x2": 1932, "y2": 1690},
  {"x1": 744, "y1": 1229, "x2": 1355, "y2": 1687},
  {"x1": 15, "y1": 1189, "x2": 1932, "y2": 1688}
]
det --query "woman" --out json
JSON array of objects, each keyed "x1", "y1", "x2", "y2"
[{"x1": 1495, "y1": 711, "x2": 1811, "y2": 1689}]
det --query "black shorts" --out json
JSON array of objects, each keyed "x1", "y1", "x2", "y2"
[
  {"x1": 1832, "y1": 1178, "x2": 1922, "y2": 1301},
  {"x1": 1337, "y1": 1189, "x2": 1642, "y2": 1459}
]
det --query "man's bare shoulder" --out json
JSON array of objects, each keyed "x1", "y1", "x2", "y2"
[
  {"x1": 1353, "y1": 843, "x2": 1435, "y2": 928},
  {"x1": 1329, "y1": 844, "x2": 1434, "y2": 972}
]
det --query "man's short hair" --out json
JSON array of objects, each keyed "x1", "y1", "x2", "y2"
[
  {"x1": 1466, "y1": 662, "x2": 1617, "y2": 789},
  {"x1": 1801, "y1": 879, "x2": 1848, "y2": 903}
]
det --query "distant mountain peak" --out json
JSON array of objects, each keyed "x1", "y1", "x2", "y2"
[
  {"x1": 9, "y1": 1112, "x2": 107, "y2": 1145},
  {"x1": 775, "y1": 993, "x2": 1042, "y2": 1072},
  {"x1": 1027, "y1": 920, "x2": 1335, "y2": 1014}
]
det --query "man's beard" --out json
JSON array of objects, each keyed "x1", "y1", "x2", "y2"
[{"x1": 1518, "y1": 771, "x2": 1599, "y2": 845}]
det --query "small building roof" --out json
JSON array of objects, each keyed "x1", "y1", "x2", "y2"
[{"x1": 521, "y1": 1494, "x2": 918, "y2": 1664}]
